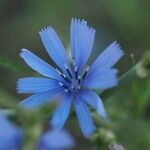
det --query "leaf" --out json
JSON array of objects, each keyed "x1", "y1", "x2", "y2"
[
  {"x1": 0, "y1": 55, "x2": 31, "y2": 73},
  {"x1": 0, "y1": 87, "x2": 18, "y2": 108},
  {"x1": 101, "y1": 50, "x2": 150, "y2": 102},
  {"x1": 100, "y1": 67, "x2": 137, "y2": 101}
]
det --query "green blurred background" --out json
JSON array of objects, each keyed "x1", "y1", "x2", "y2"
[{"x1": 0, "y1": 0, "x2": 150, "y2": 149}]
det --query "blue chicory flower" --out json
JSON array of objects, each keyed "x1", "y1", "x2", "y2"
[
  {"x1": 17, "y1": 18, "x2": 124, "y2": 138},
  {"x1": 0, "y1": 114, "x2": 74, "y2": 150},
  {"x1": 38, "y1": 129, "x2": 75, "y2": 150},
  {"x1": 0, "y1": 114, "x2": 22, "y2": 150}
]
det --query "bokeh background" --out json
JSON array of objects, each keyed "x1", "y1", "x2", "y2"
[{"x1": 0, "y1": 0, "x2": 150, "y2": 149}]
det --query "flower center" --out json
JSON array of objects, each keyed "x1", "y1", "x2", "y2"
[
  {"x1": 57, "y1": 65, "x2": 89, "y2": 93},
  {"x1": 59, "y1": 77, "x2": 81, "y2": 93},
  {"x1": 70, "y1": 78, "x2": 81, "y2": 91}
]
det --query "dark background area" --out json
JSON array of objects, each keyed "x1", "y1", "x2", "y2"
[{"x1": 0, "y1": 0, "x2": 150, "y2": 149}]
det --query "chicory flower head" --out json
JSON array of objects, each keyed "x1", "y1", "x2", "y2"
[
  {"x1": 38, "y1": 129, "x2": 74, "y2": 150},
  {"x1": 0, "y1": 114, "x2": 22, "y2": 150},
  {"x1": 17, "y1": 18, "x2": 124, "y2": 138}
]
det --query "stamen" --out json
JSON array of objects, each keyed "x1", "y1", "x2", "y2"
[
  {"x1": 77, "y1": 75, "x2": 81, "y2": 84},
  {"x1": 59, "y1": 82, "x2": 70, "y2": 92},
  {"x1": 77, "y1": 86, "x2": 81, "y2": 89},
  {"x1": 82, "y1": 66, "x2": 90, "y2": 79},
  {"x1": 71, "y1": 85, "x2": 75, "y2": 90},
  {"x1": 73, "y1": 65, "x2": 78, "y2": 79},
  {"x1": 64, "y1": 64, "x2": 73, "y2": 79},
  {"x1": 63, "y1": 77, "x2": 72, "y2": 83},
  {"x1": 62, "y1": 73, "x2": 67, "y2": 78},
  {"x1": 74, "y1": 65, "x2": 77, "y2": 72},
  {"x1": 75, "y1": 71, "x2": 78, "y2": 79},
  {"x1": 66, "y1": 69, "x2": 73, "y2": 79},
  {"x1": 56, "y1": 68, "x2": 62, "y2": 75},
  {"x1": 56, "y1": 68, "x2": 66, "y2": 79},
  {"x1": 59, "y1": 82, "x2": 63, "y2": 87},
  {"x1": 56, "y1": 68, "x2": 71, "y2": 83},
  {"x1": 64, "y1": 89, "x2": 69, "y2": 93}
]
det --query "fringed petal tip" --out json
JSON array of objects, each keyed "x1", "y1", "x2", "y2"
[
  {"x1": 39, "y1": 26, "x2": 53, "y2": 34},
  {"x1": 20, "y1": 48, "x2": 27, "y2": 58},
  {"x1": 20, "y1": 48, "x2": 32, "y2": 54},
  {"x1": 71, "y1": 18, "x2": 87, "y2": 24},
  {"x1": 16, "y1": 87, "x2": 21, "y2": 94},
  {"x1": 71, "y1": 18, "x2": 95, "y2": 32},
  {"x1": 112, "y1": 41, "x2": 125, "y2": 56},
  {"x1": 16, "y1": 79, "x2": 25, "y2": 94},
  {"x1": 104, "y1": 41, "x2": 125, "y2": 64},
  {"x1": 20, "y1": 48, "x2": 36, "y2": 61}
]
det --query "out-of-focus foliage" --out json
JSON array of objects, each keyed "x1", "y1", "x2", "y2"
[
  {"x1": 103, "y1": 51, "x2": 150, "y2": 150},
  {"x1": 0, "y1": 0, "x2": 150, "y2": 150}
]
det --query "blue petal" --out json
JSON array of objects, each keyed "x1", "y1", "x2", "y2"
[
  {"x1": 51, "y1": 93, "x2": 72, "y2": 129},
  {"x1": 0, "y1": 114, "x2": 23, "y2": 150},
  {"x1": 79, "y1": 89, "x2": 108, "y2": 120},
  {"x1": 70, "y1": 18, "x2": 95, "y2": 74},
  {"x1": 82, "y1": 69, "x2": 118, "y2": 89},
  {"x1": 0, "y1": 114, "x2": 21, "y2": 135},
  {"x1": 74, "y1": 95, "x2": 95, "y2": 138},
  {"x1": 88, "y1": 41, "x2": 124, "y2": 73},
  {"x1": 39, "y1": 27, "x2": 71, "y2": 76},
  {"x1": 19, "y1": 88, "x2": 64, "y2": 108},
  {"x1": 38, "y1": 129, "x2": 74, "y2": 150},
  {"x1": 17, "y1": 77, "x2": 61, "y2": 93},
  {"x1": 20, "y1": 49, "x2": 63, "y2": 81}
]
